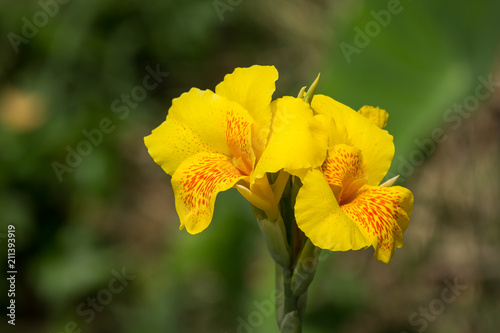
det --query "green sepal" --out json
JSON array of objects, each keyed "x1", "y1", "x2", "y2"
[
  {"x1": 291, "y1": 239, "x2": 321, "y2": 296},
  {"x1": 303, "y1": 73, "x2": 320, "y2": 105},
  {"x1": 296, "y1": 86, "x2": 307, "y2": 99},
  {"x1": 252, "y1": 206, "x2": 291, "y2": 268},
  {"x1": 279, "y1": 311, "x2": 302, "y2": 333}
]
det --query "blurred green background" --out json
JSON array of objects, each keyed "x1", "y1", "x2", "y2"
[{"x1": 1, "y1": 0, "x2": 499, "y2": 332}]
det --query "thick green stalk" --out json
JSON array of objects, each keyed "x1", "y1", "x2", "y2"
[
  {"x1": 275, "y1": 176, "x2": 306, "y2": 332},
  {"x1": 271, "y1": 74, "x2": 323, "y2": 332},
  {"x1": 279, "y1": 177, "x2": 295, "y2": 260}
]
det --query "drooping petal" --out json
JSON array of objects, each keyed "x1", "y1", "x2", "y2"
[
  {"x1": 296, "y1": 170, "x2": 414, "y2": 263},
  {"x1": 253, "y1": 97, "x2": 328, "y2": 181},
  {"x1": 358, "y1": 105, "x2": 388, "y2": 129},
  {"x1": 311, "y1": 95, "x2": 394, "y2": 186},
  {"x1": 295, "y1": 170, "x2": 370, "y2": 252},
  {"x1": 172, "y1": 152, "x2": 247, "y2": 234},
  {"x1": 144, "y1": 88, "x2": 254, "y2": 175},
  {"x1": 340, "y1": 185, "x2": 414, "y2": 263},
  {"x1": 215, "y1": 65, "x2": 278, "y2": 158}
]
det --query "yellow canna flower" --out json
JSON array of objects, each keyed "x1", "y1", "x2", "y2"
[
  {"x1": 253, "y1": 96, "x2": 328, "y2": 181},
  {"x1": 144, "y1": 65, "x2": 276, "y2": 234},
  {"x1": 144, "y1": 65, "x2": 327, "y2": 235},
  {"x1": 295, "y1": 95, "x2": 414, "y2": 263},
  {"x1": 144, "y1": 68, "x2": 416, "y2": 331}
]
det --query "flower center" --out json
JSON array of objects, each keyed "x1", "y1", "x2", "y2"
[
  {"x1": 322, "y1": 144, "x2": 367, "y2": 205},
  {"x1": 232, "y1": 155, "x2": 253, "y2": 176},
  {"x1": 338, "y1": 177, "x2": 367, "y2": 205}
]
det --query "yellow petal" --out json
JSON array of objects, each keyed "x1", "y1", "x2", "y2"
[
  {"x1": 295, "y1": 170, "x2": 370, "y2": 252},
  {"x1": 253, "y1": 97, "x2": 328, "y2": 181},
  {"x1": 311, "y1": 95, "x2": 394, "y2": 186},
  {"x1": 358, "y1": 105, "x2": 388, "y2": 129},
  {"x1": 340, "y1": 185, "x2": 414, "y2": 263},
  {"x1": 215, "y1": 65, "x2": 278, "y2": 158},
  {"x1": 144, "y1": 88, "x2": 254, "y2": 175},
  {"x1": 172, "y1": 152, "x2": 247, "y2": 234}
]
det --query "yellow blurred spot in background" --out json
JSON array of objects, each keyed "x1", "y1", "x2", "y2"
[{"x1": 0, "y1": 88, "x2": 47, "y2": 132}]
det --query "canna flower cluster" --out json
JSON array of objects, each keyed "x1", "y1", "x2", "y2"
[{"x1": 144, "y1": 65, "x2": 414, "y2": 332}]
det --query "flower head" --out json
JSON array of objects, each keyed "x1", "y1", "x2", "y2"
[
  {"x1": 144, "y1": 65, "x2": 278, "y2": 234},
  {"x1": 144, "y1": 67, "x2": 416, "y2": 332},
  {"x1": 295, "y1": 95, "x2": 414, "y2": 263},
  {"x1": 144, "y1": 65, "x2": 327, "y2": 234}
]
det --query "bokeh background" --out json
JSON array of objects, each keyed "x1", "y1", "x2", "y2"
[{"x1": 1, "y1": 0, "x2": 500, "y2": 332}]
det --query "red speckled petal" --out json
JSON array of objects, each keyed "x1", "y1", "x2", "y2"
[
  {"x1": 295, "y1": 170, "x2": 370, "y2": 253},
  {"x1": 322, "y1": 144, "x2": 365, "y2": 199},
  {"x1": 341, "y1": 185, "x2": 414, "y2": 263},
  {"x1": 225, "y1": 108, "x2": 255, "y2": 175},
  {"x1": 172, "y1": 152, "x2": 246, "y2": 234},
  {"x1": 311, "y1": 95, "x2": 394, "y2": 186},
  {"x1": 215, "y1": 65, "x2": 278, "y2": 159},
  {"x1": 296, "y1": 170, "x2": 413, "y2": 263},
  {"x1": 144, "y1": 88, "x2": 254, "y2": 176}
]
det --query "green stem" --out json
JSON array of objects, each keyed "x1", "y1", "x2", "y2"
[
  {"x1": 282, "y1": 267, "x2": 297, "y2": 316},
  {"x1": 269, "y1": 174, "x2": 318, "y2": 332},
  {"x1": 279, "y1": 177, "x2": 295, "y2": 260},
  {"x1": 275, "y1": 176, "x2": 306, "y2": 332}
]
